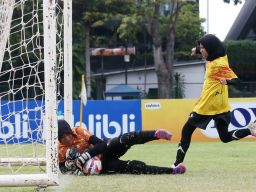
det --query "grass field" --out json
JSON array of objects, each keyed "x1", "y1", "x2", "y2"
[{"x1": 1, "y1": 140, "x2": 256, "y2": 192}]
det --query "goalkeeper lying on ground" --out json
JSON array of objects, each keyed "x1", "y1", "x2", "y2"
[{"x1": 58, "y1": 119, "x2": 185, "y2": 176}]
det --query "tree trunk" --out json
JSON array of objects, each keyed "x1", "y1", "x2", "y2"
[
  {"x1": 166, "y1": 30, "x2": 175, "y2": 98},
  {"x1": 144, "y1": 1, "x2": 183, "y2": 99},
  {"x1": 84, "y1": 27, "x2": 91, "y2": 98},
  {"x1": 153, "y1": 45, "x2": 171, "y2": 98}
]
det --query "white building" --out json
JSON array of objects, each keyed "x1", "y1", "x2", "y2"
[{"x1": 94, "y1": 61, "x2": 205, "y2": 100}]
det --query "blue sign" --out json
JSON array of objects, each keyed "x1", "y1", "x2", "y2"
[
  {"x1": 58, "y1": 100, "x2": 142, "y2": 139},
  {"x1": 0, "y1": 100, "x2": 142, "y2": 143},
  {"x1": 0, "y1": 100, "x2": 44, "y2": 144}
]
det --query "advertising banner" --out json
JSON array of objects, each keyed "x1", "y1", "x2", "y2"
[
  {"x1": 142, "y1": 98, "x2": 256, "y2": 142},
  {"x1": 1, "y1": 98, "x2": 255, "y2": 143},
  {"x1": 0, "y1": 100, "x2": 44, "y2": 144},
  {"x1": 61, "y1": 100, "x2": 142, "y2": 139},
  {"x1": 0, "y1": 100, "x2": 142, "y2": 143}
]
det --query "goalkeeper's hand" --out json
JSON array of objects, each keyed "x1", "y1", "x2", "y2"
[
  {"x1": 72, "y1": 168, "x2": 84, "y2": 176},
  {"x1": 65, "y1": 148, "x2": 91, "y2": 171},
  {"x1": 66, "y1": 148, "x2": 80, "y2": 160},
  {"x1": 64, "y1": 148, "x2": 81, "y2": 170},
  {"x1": 74, "y1": 151, "x2": 90, "y2": 170}
]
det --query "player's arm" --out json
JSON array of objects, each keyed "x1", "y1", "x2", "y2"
[
  {"x1": 191, "y1": 46, "x2": 201, "y2": 56},
  {"x1": 75, "y1": 135, "x2": 106, "y2": 167},
  {"x1": 219, "y1": 77, "x2": 240, "y2": 85},
  {"x1": 88, "y1": 135, "x2": 107, "y2": 156},
  {"x1": 226, "y1": 78, "x2": 240, "y2": 85},
  {"x1": 72, "y1": 135, "x2": 107, "y2": 171}
]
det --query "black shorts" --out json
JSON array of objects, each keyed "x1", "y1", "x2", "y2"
[{"x1": 187, "y1": 111, "x2": 231, "y2": 130}]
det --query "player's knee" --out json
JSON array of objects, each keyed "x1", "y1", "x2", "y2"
[
  {"x1": 219, "y1": 136, "x2": 231, "y2": 143},
  {"x1": 120, "y1": 132, "x2": 136, "y2": 145}
]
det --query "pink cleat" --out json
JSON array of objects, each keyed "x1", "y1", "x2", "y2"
[
  {"x1": 155, "y1": 129, "x2": 172, "y2": 140},
  {"x1": 248, "y1": 121, "x2": 256, "y2": 137},
  {"x1": 172, "y1": 163, "x2": 186, "y2": 174}
]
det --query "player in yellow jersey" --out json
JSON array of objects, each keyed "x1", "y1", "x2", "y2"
[{"x1": 172, "y1": 34, "x2": 256, "y2": 168}]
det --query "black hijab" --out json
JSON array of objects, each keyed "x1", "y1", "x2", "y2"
[
  {"x1": 197, "y1": 34, "x2": 226, "y2": 61},
  {"x1": 58, "y1": 119, "x2": 74, "y2": 141}
]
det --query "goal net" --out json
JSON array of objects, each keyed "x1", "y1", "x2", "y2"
[{"x1": 0, "y1": 0, "x2": 73, "y2": 187}]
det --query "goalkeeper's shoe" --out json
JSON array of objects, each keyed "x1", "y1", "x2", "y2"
[
  {"x1": 248, "y1": 121, "x2": 256, "y2": 137},
  {"x1": 172, "y1": 163, "x2": 186, "y2": 174},
  {"x1": 155, "y1": 129, "x2": 172, "y2": 140}
]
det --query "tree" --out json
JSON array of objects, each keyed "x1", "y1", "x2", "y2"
[
  {"x1": 73, "y1": 0, "x2": 203, "y2": 99},
  {"x1": 72, "y1": 0, "x2": 136, "y2": 99},
  {"x1": 130, "y1": 0, "x2": 202, "y2": 98}
]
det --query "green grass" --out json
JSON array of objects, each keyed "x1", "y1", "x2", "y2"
[{"x1": 1, "y1": 141, "x2": 256, "y2": 192}]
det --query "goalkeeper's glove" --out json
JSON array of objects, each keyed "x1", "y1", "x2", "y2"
[
  {"x1": 66, "y1": 148, "x2": 80, "y2": 160},
  {"x1": 74, "y1": 150, "x2": 91, "y2": 170},
  {"x1": 72, "y1": 168, "x2": 84, "y2": 176},
  {"x1": 65, "y1": 148, "x2": 81, "y2": 170}
]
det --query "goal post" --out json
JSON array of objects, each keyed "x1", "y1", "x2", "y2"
[
  {"x1": 0, "y1": 0, "x2": 73, "y2": 187},
  {"x1": 0, "y1": 0, "x2": 15, "y2": 72}
]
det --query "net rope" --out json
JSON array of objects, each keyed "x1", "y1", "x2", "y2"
[{"x1": 0, "y1": 0, "x2": 63, "y2": 175}]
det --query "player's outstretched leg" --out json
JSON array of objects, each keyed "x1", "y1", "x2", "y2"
[
  {"x1": 171, "y1": 163, "x2": 186, "y2": 174},
  {"x1": 154, "y1": 129, "x2": 172, "y2": 140},
  {"x1": 120, "y1": 129, "x2": 171, "y2": 147},
  {"x1": 248, "y1": 121, "x2": 256, "y2": 137},
  {"x1": 124, "y1": 160, "x2": 186, "y2": 174}
]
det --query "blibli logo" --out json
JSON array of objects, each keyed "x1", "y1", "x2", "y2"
[
  {"x1": 75, "y1": 114, "x2": 137, "y2": 139},
  {"x1": 0, "y1": 113, "x2": 30, "y2": 140},
  {"x1": 0, "y1": 100, "x2": 141, "y2": 143},
  {"x1": 201, "y1": 102, "x2": 256, "y2": 138}
]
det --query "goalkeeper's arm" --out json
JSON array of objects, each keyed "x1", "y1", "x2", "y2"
[
  {"x1": 75, "y1": 135, "x2": 107, "y2": 168},
  {"x1": 87, "y1": 135, "x2": 107, "y2": 156}
]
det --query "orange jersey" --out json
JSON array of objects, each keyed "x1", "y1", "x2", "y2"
[{"x1": 58, "y1": 127, "x2": 92, "y2": 163}]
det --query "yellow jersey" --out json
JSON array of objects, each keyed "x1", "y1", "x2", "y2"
[{"x1": 193, "y1": 55, "x2": 237, "y2": 115}]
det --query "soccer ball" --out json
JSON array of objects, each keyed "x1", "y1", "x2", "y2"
[{"x1": 83, "y1": 156, "x2": 102, "y2": 176}]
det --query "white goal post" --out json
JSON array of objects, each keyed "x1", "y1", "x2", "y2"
[{"x1": 0, "y1": 0, "x2": 73, "y2": 187}]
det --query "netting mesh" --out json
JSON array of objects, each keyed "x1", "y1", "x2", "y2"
[{"x1": 0, "y1": 0, "x2": 63, "y2": 174}]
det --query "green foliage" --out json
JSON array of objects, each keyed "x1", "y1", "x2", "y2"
[
  {"x1": 224, "y1": 40, "x2": 256, "y2": 81},
  {"x1": 175, "y1": 4, "x2": 205, "y2": 52},
  {"x1": 72, "y1": 1, "x2": 205, "y2": 99},
  {"x1": 223, "y1": 40, "x2": 256, "y2": 98},
  {"x1": 72, "y1": 23, "x2": 86, "y2": 99}
]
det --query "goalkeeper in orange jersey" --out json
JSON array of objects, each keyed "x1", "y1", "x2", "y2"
[
  {"x1": 172, "y1": 34, "x2": 256, "y2": 168},
  {"x1": 58, "y1": 119, "x2": 186, "y2": 176}
]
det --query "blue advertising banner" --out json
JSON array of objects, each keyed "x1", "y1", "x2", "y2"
[
  {"x1": 58, "y1": 100, "x2": 142, "y2": 139},
  {"x1": 0, "y1": 100, "x2": 142, "y2": 143},
  {"x1": 0, "y1": 100, "x2": 44, "y2": 144}
]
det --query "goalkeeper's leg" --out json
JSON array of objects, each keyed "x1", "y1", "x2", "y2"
[
  {"x1": 102, "y1": 159, "x2": 185, "y2": 174},
  {"x1": 106, "y1": 130, "x2": 171, "y2": 158},
  {"x1": 120, "y1": 130, "x2": 171, "y2": 146}
]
